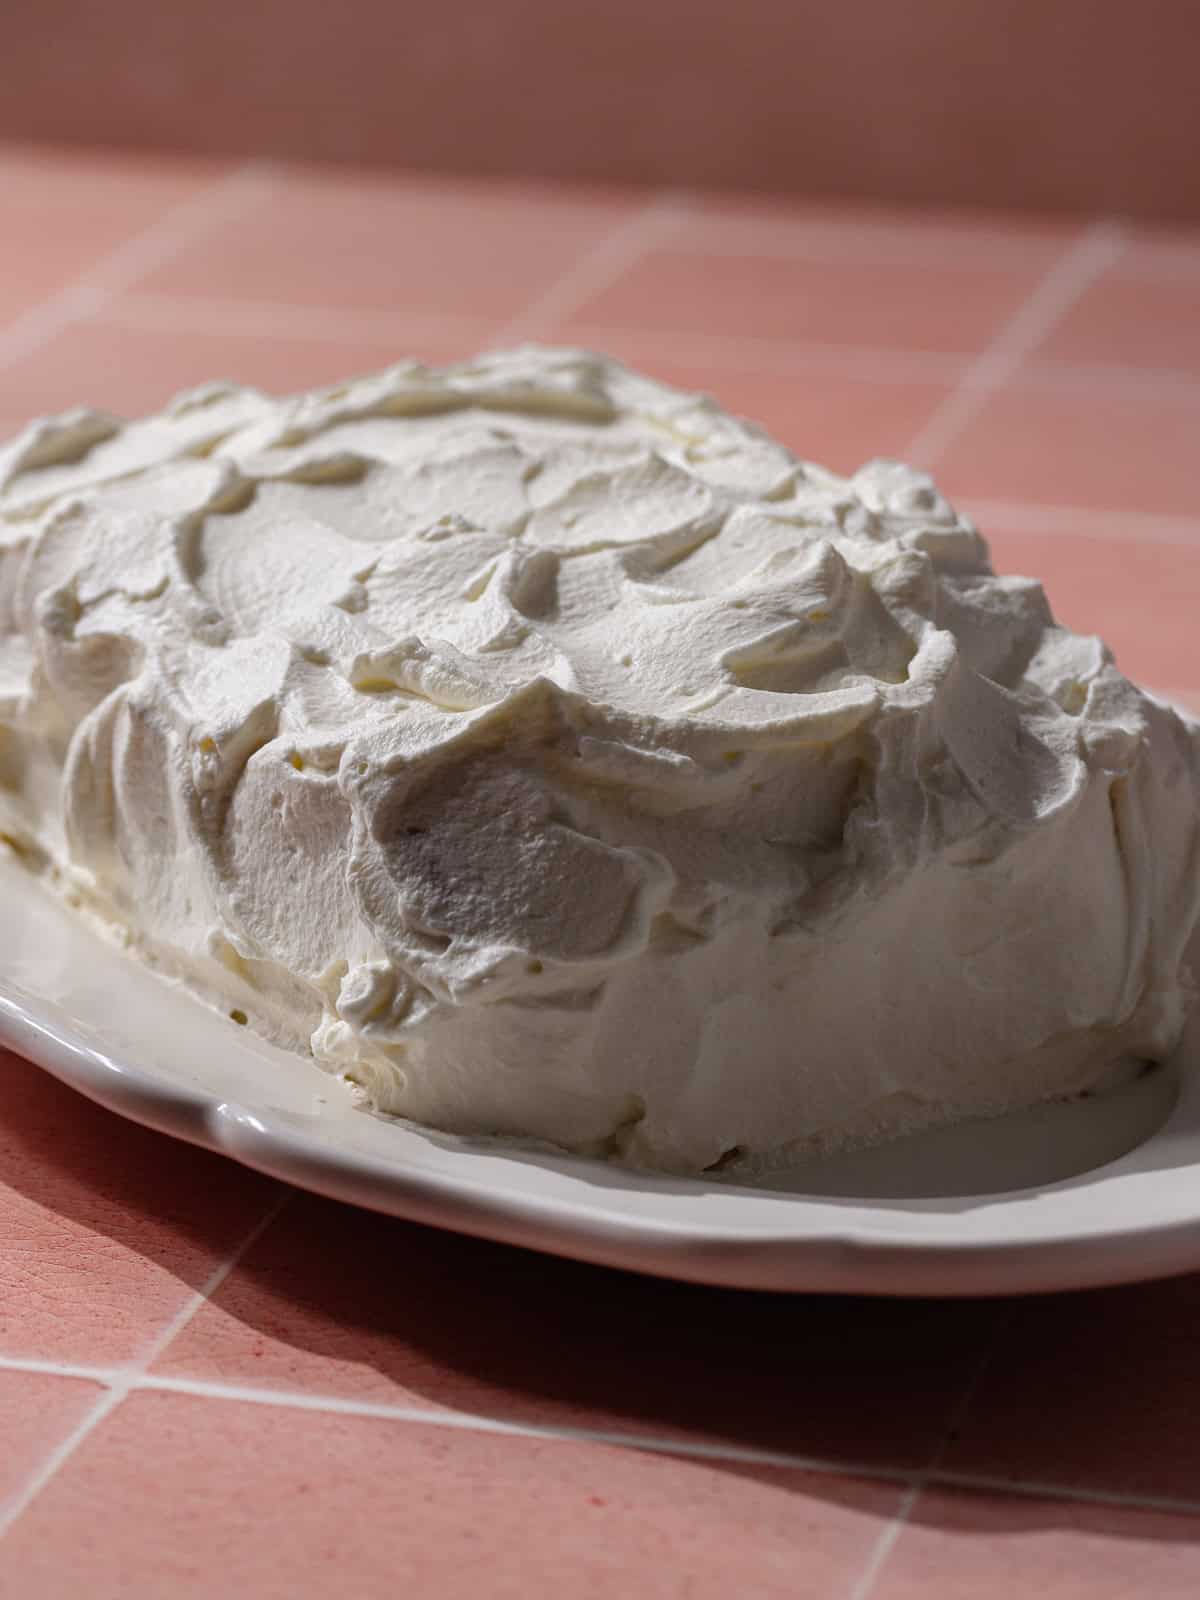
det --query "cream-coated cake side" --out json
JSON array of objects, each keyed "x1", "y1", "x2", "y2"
[{"x1": 1, "y1": 349, "x2": 1198, "y2": 1174}]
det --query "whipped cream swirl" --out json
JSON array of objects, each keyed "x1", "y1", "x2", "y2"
[{"x1": 2, "y1": 348, "x2": 1198, "y2": 1173}]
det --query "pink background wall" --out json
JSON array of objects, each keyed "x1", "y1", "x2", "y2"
[{"x1": 2, "y1": 0, "x2": 1199, "y2": 219}]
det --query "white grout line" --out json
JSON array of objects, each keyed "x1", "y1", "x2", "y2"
[
  {"x1": 0, "y1": 1386, "x2": 125, "y2": 1544},
  {"x1": 97, "y1": 290, "x2": 495, "y2": 349},
  {"x1": 679, "y1": 222, "x2": 1199, "y2": 289},
  {"x1": 0, "y1": 160, "x2": 277, "y2": 375},
  {"x1": 89, "y1": 290, "x2": 1200, "y2": 405},
  {"x1": 2, "y1": 306, "x2": 1192, "y2": 549},
  {"x1": 4, "y1": 1339, "x2": 1200, "y2": 1521},
  {"x1": 905, "y1": 220, "x2": 1128, "y2": 467},
  {"x1": 1086, "y1": 247, "x2": 1200, "y2": 286},
  {"x1": 0, "y1": 1345, "x2": 909, "y2": 1484},
  {"x1": 549, "y1": 323, "x2": 968, "y2": 382},
  {"x1": 1011, "y1": 358, "x2": 1200, "y2": 401},
  {"x1": 650, "y1": 225, "x2": 1080, "y2": 271},
  {"x1": 96, "y1": 295, "x2": 965, "y2": 380},
  {"x1": 927, "y1": 1468, "x2": 1200, "y2": 1521},
  {"x1": 135, "y1": 1188, "x2": 291, "y2": 1371},
  {"x1": 847, "y1": 1482, "x2": 922, "y2": 1600},
  {"x1": 0, "y1": 1187, "x2": 289, "y2": 1541},
  {"x1": 489, "y1": 191, "x2": 694, "y2": 347},
  {"x1": 135, "y1": 1371, "x2": 911, "y2": 1480},
  {"x1": 961, "y1": 497, "x2": 1200, "y2": 546},
  {"x1": 846, "y1": 1309, "x2": 1015, "y2": 1600},
  {"x1": 0, "y1": 1355, "x2": 113, "y2": 1384}
]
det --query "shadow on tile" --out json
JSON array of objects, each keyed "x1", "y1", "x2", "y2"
[
  {"x1": 153, "y1": 1187, "x2": 1000, "y2": 1470},
  {"x1": 940, "y1": 1270, "x2": 1200, "y2": 1504},
  {"x1": 0, "y1": 1050, "x2": 278, "y2": 1362},
  {"x1": 0, "y1": 1389, "x2": 906, "y2": 1600},
  {"x1": 11, "y1": 1046, "x2": 1200, "y2": 1504},
  {"x1": 874, "y1": 1484, "x2": 1200, "y2": 1599}
]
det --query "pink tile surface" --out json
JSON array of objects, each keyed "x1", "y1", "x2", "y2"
[
  {"x1": 0, "y1": 1050, "x2": 278, "y2": 1366},
  {"x1": 153, "y1": 1192, "x2": 995, "y2": 1470},
  {"x1": 0, "y1": 1371, "x2": 103, "y2": 1505},
  {"x1": 0, "y1": 313, "x2": 492, "y2": 423},
  {"x1": 981, "y1": 521, "x2": 1200, "y2": 691},
  {"x1": 681, "y1": 194, "x2": 1084, "y2": 270},
  {"x1": 4, "y1": 140, "x2": 1200, "y2": 1595},
  {"x1": 943, "y1": 1276, "x2": 1200, "y2": 1502},
  {"x1": 138, "y1": 168, "x2": 644, "y2": 321},
  {"x1": 1119, "y1": 227, "x2": 1200, "y2": 280},
  {"x1": 934, "y1": 377, "x2": 1200, "y2": 519},
  {"x1": 0, "y1": 1390, "x2": 901, "y2": 1599},
  {"x1": 561, "y1": 247, "x2": 1042, "y2": 355},
  {"x1": 1036, "y1": 268, "x2": 1200, "y2": 378},
  {"x1": 0, "y1": 144, "x2": 231, "y2": 325},
  {"x1": 875, "y1": 1488, "x2": 1200, "y2": 1600},
  {"x1": 550, "y1": 335, "x2": 956, "y2": 473}
]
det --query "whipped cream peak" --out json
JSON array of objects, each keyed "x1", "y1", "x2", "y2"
[{"x1": 3, "y1": 347, "x2": 1198, "y2": 1173}]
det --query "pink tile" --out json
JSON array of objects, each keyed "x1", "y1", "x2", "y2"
[
  {"x1": 560, "y1": 249, "x2": 1045, "y2": 355},
  {"x1": 0, "y1": 144, "x2": 232, "y2": 324},
  {"x1": 139, "y1": 166, "x2": 643, "y2": 321},
  {"x1": 0, "y1": 141, "x2": 230, "y2": 208},
  {"x1": 0, "y1": 313, "x2": 492, "y2": 425},
  {"x1": 0, "y1": 1048, "x2": 277, "y2": 1366},
  {"x1": 0, "y1": 1389, "x2": 901, "y2": 1599},
  {"x1": 943, "y1": 1275, "x2": 1200, "y2": 1501},
  {"x1": 683, "y1": 194, "x2": 1083, "y2": 271},
  {"x1": 934, "y1": 377, "x2": 1200, "y2": 519},
  {"x1": 155, "y1": 1191, "x2": 997, "y2": 1471},
  {"x1": 980, "y1": 523, "x2": 1200, "y2": 692},
  {"x1": 875, "y1": 1486, "x2": 1200, "y2": 1600},
  {"x1": 1116, "y1": 226, "x2": 1200, "y2": 281},
  {"x1": 0, "y1": 1370, "x2": 104, "y2": 1505},
  {"x1": 567, "y1": 342, "x2": 955, "y2": 472},
  {"x1": 1036, "y1": 271, "x2": 1200, "y2": 378}
]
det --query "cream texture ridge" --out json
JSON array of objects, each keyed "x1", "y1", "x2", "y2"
[{"x1": 2, "y1": 349, "x2": 1199, "y2": 1174}]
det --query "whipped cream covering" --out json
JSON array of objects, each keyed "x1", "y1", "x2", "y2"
[{"x1": 2, "y1": 349, "x2": 1198, "y2": 1174}]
